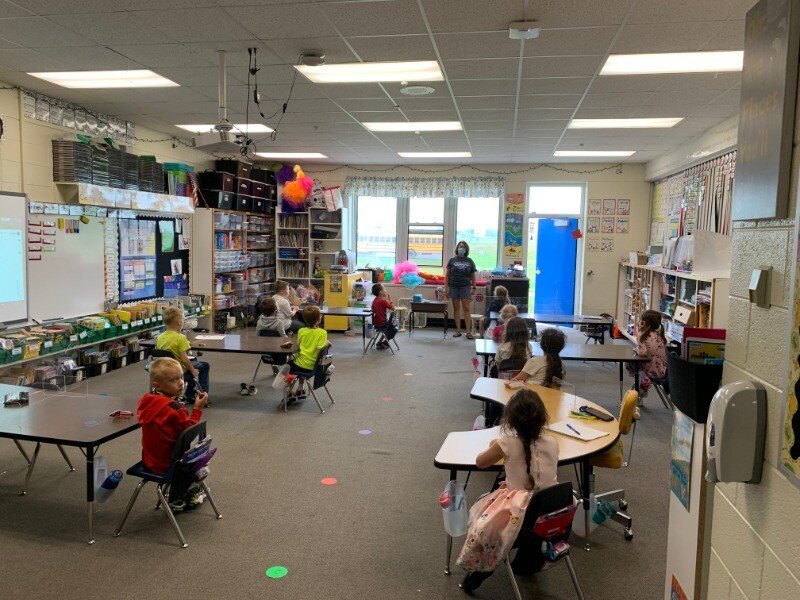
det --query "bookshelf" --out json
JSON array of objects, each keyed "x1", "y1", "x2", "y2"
[
  {"x1": 192, "y1": 207, "x2": 275, "y2": 332},
  {"x1": 615, "y1": 262, "x2": 729, "y2": 344},
  {"x1": 309, "y1": 207, "x2": 343, "y2": 289}
]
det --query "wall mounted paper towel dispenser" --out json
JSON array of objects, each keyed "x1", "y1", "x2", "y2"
[{"x1": 706, "y1": 380, "x2": 766, "y2": 484}]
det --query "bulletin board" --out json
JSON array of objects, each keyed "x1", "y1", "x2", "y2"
[
  {"x1": 118, "y1": 215, "x2": 190, "y2": 302},
  {"x1": 27, "y1": 211, "x2": 106, "y2": 320}
]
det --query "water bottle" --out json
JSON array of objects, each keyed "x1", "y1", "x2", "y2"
[{"x1": 95, "y1": 470, "x2": 123, "y2": 504}]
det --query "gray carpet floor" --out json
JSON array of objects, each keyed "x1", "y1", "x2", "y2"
[{"x1": 0, "y1": 326, "x2": 672, "y2": 600}]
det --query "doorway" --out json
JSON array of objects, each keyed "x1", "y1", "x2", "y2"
[{"x1": 525, "y1": 184, "x2": 585, "y2": 314}]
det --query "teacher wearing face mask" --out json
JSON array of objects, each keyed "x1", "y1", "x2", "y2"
[{"x1": 444, "y1": 240, "x2": 478, "y2": 339}]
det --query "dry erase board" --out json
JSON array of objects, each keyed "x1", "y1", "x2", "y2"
[{"x1": 28, "y1": 213, "x2": 106, "y2": 320}]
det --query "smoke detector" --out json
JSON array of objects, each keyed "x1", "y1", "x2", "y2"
[
  {"x1": 509, "y1": 20, "x2": 540, "y2": 40},
  {"x1": 400, "y1": 85, "x2": 435, "y2": 96},
  {"x1": 299, "y1": 53, "x2": 325, "y2": 67}
]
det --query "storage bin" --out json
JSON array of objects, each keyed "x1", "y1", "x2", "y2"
[
  {"x1": 235, "y1": 178, "x2": 251, "y2": 196},
  {"x1": 234, "y1": 194, "x2": 252, "y2": 212},
  {"x1": 201, "y1": 190, "x2": 233, "y2": 209},
  {"x1": 250, "y1": 167, "x2": 275, "y2": 184},
  {"x1": 666, "y1": 352, "x2": 723, "y2": 423},
  {"x1": 197, "y1": 170, "x2": 234, "y2": 192},
  {"x1": 265, "y1": 184, "x2": 277, "y2": 200},
  {"x1": 251, "y1": 181, "x2": 267, "y2": 198},
  {"x1": 215, "y1": 159, "x2": 252, "y2": 179},
  {"x1": 252, "y1": 198, "x2": 266, "y2": 214}
]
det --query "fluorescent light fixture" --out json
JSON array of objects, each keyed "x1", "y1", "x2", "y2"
[
  {"x1": 569, "y1": 118, "x2": 683, "y2": 129},
  {"x1": 601, "y1": 51, "x2": 744, "y2": 75},
  {"x1": 176, "y1": 124, "x2": 274, "y2": 134},
  {"x1": 363, "y1": 121, "x2": 462, "y2": 132},
  {"x1": 398, "y1": 152, "x2": 471, "y2": 158},
  {"x1": 28, "y1": 69, "x2": 178, "y2": 89},
  {"x1": 554, "y1": 150, "x2": 635, "y2": 157},
  {"x1": 256, "y1": 152, "x2": 328, "y2": 159},
  {"x1": 296, "y1": 61, "x2": 443, "y2": 83}
]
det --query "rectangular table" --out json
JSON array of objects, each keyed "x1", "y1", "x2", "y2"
[
  {"x1": 0, "y1": 386, "x2": 140, "y2": 544},
  {"x1": 409, "y1": 301, "x2": 448, "y2": 338},
  {"x1": 319, "y1": 306, "x2": 372, "y2": 351},
  {"x1": 488, "y1": 312, "x2": 613, "y2": 343},
  {"x1": 474, "y1": 339, "x2": 650, "y2": 394},
  {"x1": 142, "y1": 330, "x2": 298, "y2": 356}
]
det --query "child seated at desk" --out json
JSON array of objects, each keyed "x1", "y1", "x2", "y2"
[
  {"x1": 273, "y1": 280, "x2": 303, "y2": 334},
  {"x1": 292, "y1": 306, "x2": 331, "y2": 371},
  {"x1": 457, "y1": 388, "x2": 558, "y2": 591},
  {"x1": 155, "y1": 306, "x2": 210, "y2": 402},
  {"x1": 484, "y1": 285, "x2": 508, "y2": 331},
  {"x1": 256, "y1": 297, "x2": 288, "y2": 337},
  {"x1": 491, "y1": 304, "x2": 518, "y2": 343},
  {"x1": 507, "y1": 327, "x2": 566, "y2": 387},
  {"x1": 628, "y1": 309, "x2": 667, "y2": 396},
  {"x1": 494, "y1": 316, "x2": 532, "y2": 370},
  {"x1": 371, "y1": 282, "x2": 397, "y2": 349},
  {"x1": 138, "y1": 357, "x2": 207, "y2": 512}
]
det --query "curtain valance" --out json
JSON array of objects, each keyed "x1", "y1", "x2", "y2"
[{"x1": 344, "y1": 176, "x2": 505, "y2": 199}]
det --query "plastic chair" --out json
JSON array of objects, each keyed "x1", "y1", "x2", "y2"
[
  {"x1": 651, "y1": 374, "x2": 672, "y2": 410},
  {"x1": 588, "y1": 389, "x2": 638, "y2": 541},
  {"x1": 364, "y1": 311, "x2": 400, "y2": 355},
  {"x1": 114, "y1": 421, "x2": 221, "y2": 548},
  {"x1": 283, "y1": 350, "x2": 335, "y2": 414},
  {"x1": 466, "y1": 482, "x2": 585, "y2": 599},
  {"x1": 584, "y1": 313, "x2": 613, "y2": 344},
  {"x1": 240, "y1": 329, "x2": 284, "y2": 396}
]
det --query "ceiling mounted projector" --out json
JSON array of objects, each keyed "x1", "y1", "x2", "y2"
[{"x1": 509, "y1": 20, "x2": 540, "y2": 40}]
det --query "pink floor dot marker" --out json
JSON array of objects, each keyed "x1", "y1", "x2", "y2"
[
  {"x1": 382, "y1": 396, "x2": 392, "y2": 402},
  {"x1": 321, "y1": 477, "x2": 338, "y2": 486},
  {"x1": 358, "y1": 429, "x2": 372, "y2": 435}
]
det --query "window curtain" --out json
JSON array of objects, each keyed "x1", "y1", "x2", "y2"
[{"x1": 344, "y1": 176, "x2": 505, "y2": 199}]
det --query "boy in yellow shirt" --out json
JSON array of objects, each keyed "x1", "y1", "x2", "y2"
[
  {"x1": 155, "y1": 306, "x2": 210, "y2": 402},
  {"x1": 293, "y1": 305, "x2": 331, "y2": 371}
]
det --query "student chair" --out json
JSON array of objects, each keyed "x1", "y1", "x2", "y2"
[
  {"x1": 364, "y1": 311, "x2": 400, "y2": 355},
  {"x1": 463, "y1": 482, "x2": 585, "y2": 599},
  {"x1": 650, "y1": 374, "x2": 672, "y2": 410},
  {"x1": 240, "y1": 330, "x2": 285, "y2": 396},
  {"x1": 147, "y1": 349, "x2": 210, "y2": 406},
  {"x1": 587, "y1": 389, "x2": 639, "y2": 541},
  {"x1": 114, "y1": 421, "x2": 221, "y2": 548},
  {"x1": 15, "y1": 382, "x2": 75, "y2": 495},
  {"x1": 585, "y1": 313, "x2": 613, "y2": 344},
  {"x1": 283, "y1": 351, "x2": 335, "y2": 414}
]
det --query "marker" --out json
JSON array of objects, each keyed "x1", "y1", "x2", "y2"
[{"x1": 566, "y1": 423, "x2": 582, "y2": 437}]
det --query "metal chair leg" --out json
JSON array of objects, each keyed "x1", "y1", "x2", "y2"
[
  {"x1": 504, "y1": 557, "x2": 524, "y2": 600},
  {"x1": 565, "y1": 555, "x2": 586, "y2": 600},
  {"x1": 392, "y1": 338, "x2": 400, "y2": 350},
  {"x1": 157, "y1": 486, "x2": 188, "y2": 548},
  {"x1": 324, "y1": 385, "x2": 335, "y2": 404},
  {"x1": 445, "y1": 533, "x2": 452, "y2": 575},
  {"x1": 155, "y1": 483, "x2": 170, "y2": 509},
  {"x1": 114, "y1": 480, "x2": 147, "y2": 536},
  {"x1": 14, "y1": 440, "x2": 30, "y2": 464},
  {"x1": 199, "y1": 481, "x2": 222, "y2": 519},
  {"x1": 624, "y1": 420, "x2": 637, "y2": 467},
  {"x1": 57, "y1": 445, "x2": 75, "y2": 471},
  {"x1": 309, "y1": 386, "x2": 325, "y2": 414},
  {"x1": 251, "y1": 360, "x2": 263, "y2": 384},
  {"x1": 20, "y1": 442, "x2": 42, "y2": 496}
]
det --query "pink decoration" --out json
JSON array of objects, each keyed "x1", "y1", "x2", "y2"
[{"x1": 392, "y1": 260, "x2": 419, "y2": 284}]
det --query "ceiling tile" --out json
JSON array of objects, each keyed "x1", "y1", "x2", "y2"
[
  {"x1": 394, "y1": 96, "x2": 455, "y2": 111},
  {"x1": 155, "y1": 66, "x2": 246, "y2": 88},
  {"x1": 228, "y1": 3, "x2": 336, "y2": 39},
  {"x1": 691, "y1": 103, "x2": 740, "y2": 118},
  {"x1": 110, "y1": 43, "x2": 218, "y2": 69},
  {"x1": 663, "y1": 71, "x2": 741, "y2": 92},
  {"x1": 515, "y1": 0, "x2": 633, "y2": 28},
  {"x1": 324, "y1": 0, "x2": 427, "y2": 36},
  {"x1": 628, "y1": 0, "x2": 741, "y2": 24},
  {"x1": 0, "y1": 0, "x2": 34, "y2": 17},
  {"x1": 704, "y1": 20, "x2": 745, "y2": 51},
  {"x1": 588, "y1": 75, "x2": 669, "y2": 93},
  {"x1": 0, "y1": 48, "x2": 71, "y2": 72},
  {"x1": 337, "y1": 98, "x2": 396, "y2": 112},
  {"x1": 17, "y1": 1, "x2": 126, "y2": 15},
  {"x1": 57, "y1": 11, "x2": 177, "y2": 45},
  {"x1": 517, "y1": 108, "x2": 574, "y2": 120},
  {"x1": 27, "y1": 45, "x2": 141, "y2": 70},
  {"x1": 0, "y1": 16, "x2": 91, "y2": 47},
  {"x1": 644, "y1": 88, "x2": 727, "y2": 107},
  {"x1": 402, "y1": 110, "x2": 460, "y2": 120},
  {"x1": 519, "y1": 77, "x2": 592, "y2": 95},
  {"x1": 141, "y1": 8, "x2": 258, "y2": 43},
  {"x1": 461, "y1": 109, "x2": 515, "y2": 121},
  {"x1": 454, "y1": 96, "x2": 516, "y2": 110},
  {"x1": 612, "y1": 22, "x2": 732, "y2": 53},
  {"x1": 284, "y1": 98, "x2": 348, "y2": 113},
  {"x1": 382, "y1": 81, "x2": 450, "y2": 98},
  {"x1": 347, "y1": 35, "x2": 436, "y2": 62},
  {"x1": 518, "y1": 95, "x2": 581, "y2": 109},
  {"x1": 582, "y1": 92, "x2": 653, "y2": 108},
  {"x1": 451, "y1": 79, "x2": 518, "y2": 96},
  {"x1": 522, "y1": 55, "x2": 603, "y2": 77},
  {"x1": 524, "y1": 27, "x2": 616, "y2": 57},
  {"x1": 435, "y1": 32, "x2": 522, "y2": 60},
  {"x1": 264, "y1": 36, "x2": 354, "y2": 65},
  {"x1": 444, "y1": 58, "x2": 520, "y2": 79}
]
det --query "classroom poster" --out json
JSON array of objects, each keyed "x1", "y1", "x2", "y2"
[
  {"x1": 588, "y1": 199, "x2": 601, "y2": 215},
  {"x1": 780, "y1": 229, "x2": 800, "y2": 488},
  {"x1": 587, "y1": 238, "x2": 599, "y2": 252},
  {"x1": 159, "y1": 220, "x2": 175, "y2": 253},
  {"x1": 616, "y1": 217, "x2": 629, "y2": 234},
  {"x1": 587, "y1": 217, "x2": 600, "y2": 234},
  {"x1": 602, "y1": 198, "x2": 616, "y2": 215},
  {"x1": 503, "y1": 193, "x2": 525, "y2": 263},
  {"x1": 670, "y1": 411, "x2": 694, "y2": 510},
  {"x1": 617, "y1": 199, "x2": 630, "y2": 215},
  {"x1": 119, "y1": 219, "x2": 157, "y2": 301},
  {"x1": 601, "y1": 217, "x2": 615, "y2": 233}
]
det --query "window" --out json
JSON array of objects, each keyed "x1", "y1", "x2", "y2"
[
  {"x1": 528, "y1": 185, "x2": 583, "y2": 215},
  {"x1": 356, "y1": 196, "x2": 397, "y2": 268},
  {"x1": 408, "y1": 197, "x2": 444, "y2": 270},
  {"x1": 456, "y1": 196, "x2": 500, "y2": 272}
]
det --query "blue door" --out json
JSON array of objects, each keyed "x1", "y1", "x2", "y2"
[{"x1": 533, "y1": 218, "x2": 578, "y2": 315}]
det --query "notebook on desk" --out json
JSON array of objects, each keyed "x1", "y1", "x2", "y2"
[{"x1": 546, "y1": 421, "x2": 609, "y2": 441}]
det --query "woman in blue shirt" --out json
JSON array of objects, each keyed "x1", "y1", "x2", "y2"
[{"x1": 445, "y1": 240, "x2": 478, "y2": 339}]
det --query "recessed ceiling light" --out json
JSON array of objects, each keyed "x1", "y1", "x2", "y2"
[
  {"x1": 28, "y1": 69, "x2": 178, "y2": 89},
  {"x1": 398, "y1": 152, "x2": 471, "y2": 158},
  {"x1": 256, "y1": 152, "x2": 328, "y2": 159},
  {"x1": 176, "y1": 124, "x2": 274, "y2": 134},
  {"x1": 569, "y1": 118, "x2": 683, "y2": 129},
  {"x1": 554, "y1": 150, "x2": 635, "y2": 157},
  {"x1": 400, "y1": 85, "x2": 435, "y2": 96},
  {"x1": 601, "y1": 51, "x2": 744, "y2": 75},
  {"x1": 363, "y1": 121, "x2": 462, "y2": 132},
  {"x1": 296, "y1": 61, "x2": 443, "y2": 83}
]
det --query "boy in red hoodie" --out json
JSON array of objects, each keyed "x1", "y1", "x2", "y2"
[{"x1": 138, "y1": 357, "x2": 207, "y2": 511}]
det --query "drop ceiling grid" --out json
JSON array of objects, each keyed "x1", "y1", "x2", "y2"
[{"x1": 0, "y1": 0, "x2": 755, "y2": 163}]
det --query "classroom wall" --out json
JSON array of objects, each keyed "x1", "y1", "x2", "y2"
[
  {"x1": 305, "y1": 164, "x2": 651, "y2": 316},
  {"x1": 703, "y1": 75, "x2": 800, "y2": 599},
  {"x1": 0, "y1": 83, "x2": 213, "y2": 202}
]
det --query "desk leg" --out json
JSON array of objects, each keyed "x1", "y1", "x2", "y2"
[
  {"x1": 619, "y1": 362, "x2": 624, "y2": 401},
  {"x1": 443, "y1": 310, "x2": 448, "y2": 339},
  {"x1": 20, "y1": 442, "x2": 41, "y2": 495},
  {"x1": 634, "y1": 370, "x2": 640, "y2": 393},
  {"x1": 581, "y1": 459, "x2": 592, "y2": 551},
  {"x1": 409, "y1": 312, "x2": 414, "y2": 337},
  {"x1": 362, "y1": 319, "x2": 366, "y2": 353},
  {"x1": 483, "y1": 356, "x2": 489, "y2": 377},
  {"x1": 445, "y1": 468, "x2": 456, "y2": 575},
  {"x1": 86, "y1": 445, "x2": 95, "y2": 545}
]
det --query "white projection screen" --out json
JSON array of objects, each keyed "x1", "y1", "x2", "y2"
[{"x1": 0, "y1": 192, "x2": 28, "y2": 323}]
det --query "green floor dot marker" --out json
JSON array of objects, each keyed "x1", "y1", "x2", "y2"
[{"x1": 266, "y1": 566, "x2": 288, "y2": 579}]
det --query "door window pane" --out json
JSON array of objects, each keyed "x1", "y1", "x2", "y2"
[
  {"x1": 528, "y1": 185, "x2": 582, "y2": 215},
  {"x1": 456, "y1": 196, "x2": 500, "y2": 271},
  {"x1": 408, "y1": 197, "x2": 444, "y2": 269},
  {"x1": 356, "y1": 196, "x2": 397, "y2": 268}
]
